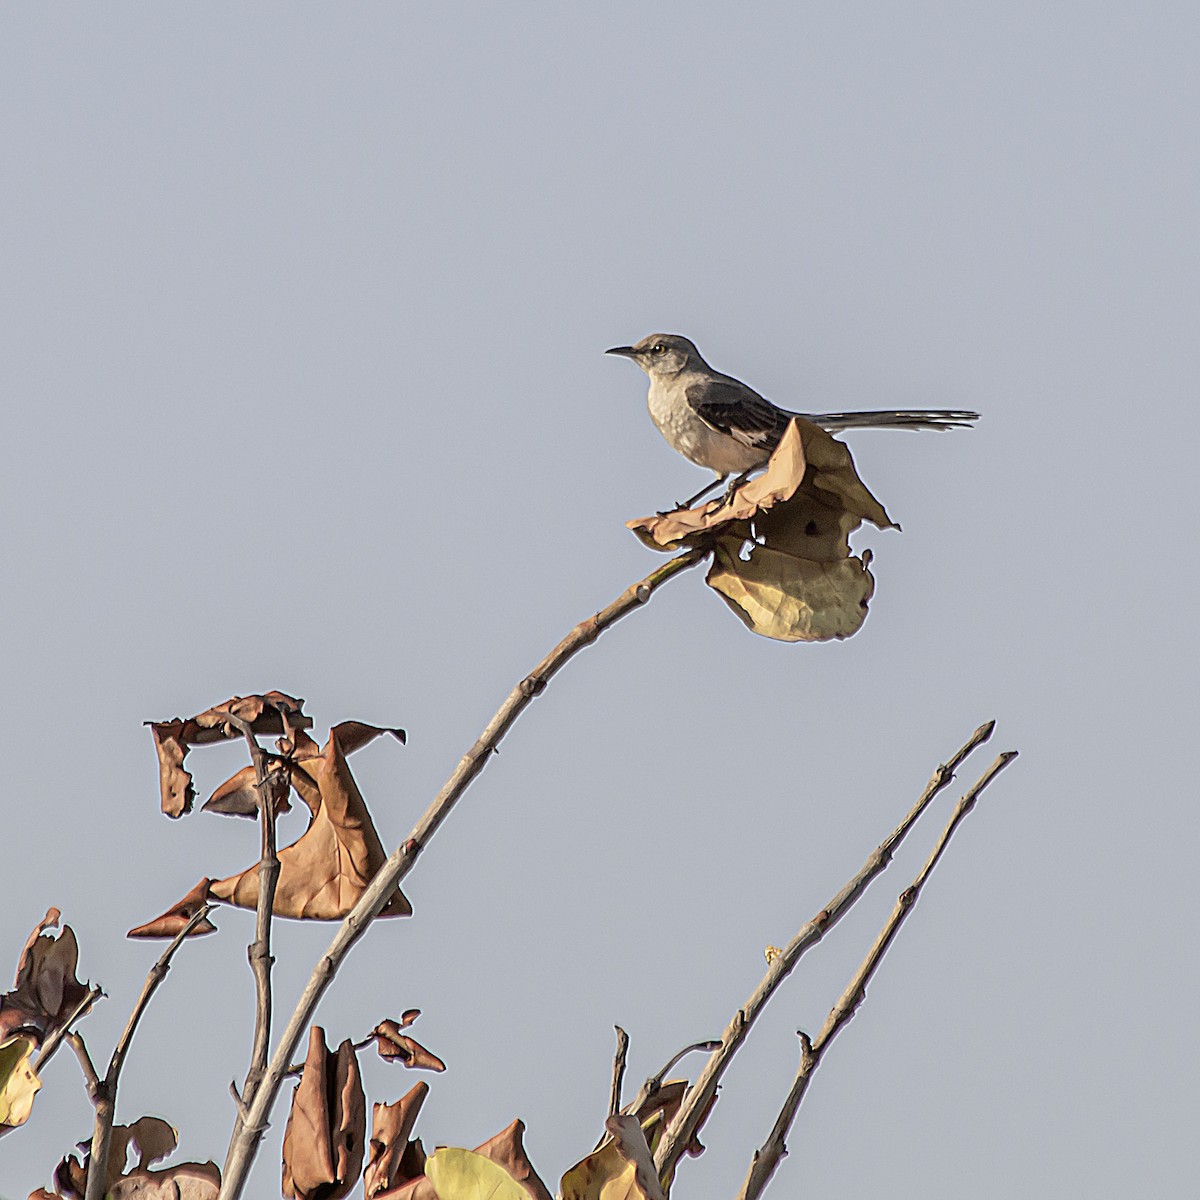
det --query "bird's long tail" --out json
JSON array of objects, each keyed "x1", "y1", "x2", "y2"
[{"x1": 800, "y1": 409, "x2": 980, "y2": 433}]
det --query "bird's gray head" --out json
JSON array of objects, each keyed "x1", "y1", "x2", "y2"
[{"x1": 605, "y1": 333, "x2": 706, "y2": 379}]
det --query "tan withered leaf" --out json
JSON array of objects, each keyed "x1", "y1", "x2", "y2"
[
  {"x1": 203, "y1": 722, "x2": 406, "y2": 819},
  {"x1": 372, "y1": 1020, "x2": 445, "y2": 1072},
  {"x1": 629, "y1": 420, "x2": 893, "y2": 643},
  {"x1": 106, "y1": 1161, "x2": 221, "y2": 1199},
  {"x1": 127, "y1": 879, "x2": 218, "y2": 940},
  {"x1": 560, "y1": 1113, "x2": 666, "y2": 1200},
  {"x1": 364, "y1": 1083, "x2": 430, "y2": 1199},
  {"x1": 0, "y1": 909, "x2": 93, "y2": 1046},
  {"x1": 209, "y1": 724, "x2": 411, "y2": 919},
  {"x1": 470, "y1": 1120, "x2": 553, "y2": 1200},
  {"x1": 130, "y1": 723, "x2": 411, "y2": 936},
  {"x1": 42, "y1": 1118, "x2": 206, "y2": 1199},
  {"x1": 148, "y1": 691, "x2": 312, "y2": 817},
  {"x1": 707, "y1": 538, "x2": 876, "y2": 642},
  {"x1": 282, "y1": 1026, "x2": 366, "y2": 1200}
]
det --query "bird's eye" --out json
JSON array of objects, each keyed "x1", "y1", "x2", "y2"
[{"x1": 652, "y1": 342, "x2": 667, "y2": 354}]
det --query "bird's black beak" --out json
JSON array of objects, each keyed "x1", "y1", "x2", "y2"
[{"x1": 605, "y1": 345, "x2": 638, "y2": 358}]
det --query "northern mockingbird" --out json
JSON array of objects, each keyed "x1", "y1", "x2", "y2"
[{"x1": 607, "y1": 333, "x2": 979, "y2": 508}]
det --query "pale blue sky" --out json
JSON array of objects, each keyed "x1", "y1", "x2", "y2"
[{"x1": 2, "y1": 4, "x2": 1196, "y2": 1197}]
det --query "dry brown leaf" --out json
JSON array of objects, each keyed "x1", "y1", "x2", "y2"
[
  {"x1": 203, "y1": 722, "x2": 405, "y2": 819},
  {"x1": 126, "y1": 878, "x2": 218, "y2": 940},
  {"x1": 106, "y1": 1161, "x2": 220, "y2": 1199},
  {"x1": 0, "y1": 910, "x2": 92, "y2": 1046},
  {"x1": 51, "y1": 1149, "x2": 89, "y2": 1199},
  {"x1": 628, "y1": 420, "x2": 892, "y2": 643},
  {"x1": 560, "y1": 1113, "x2": 666, "y2": 1200},
  {"x1": 707, "y1": 537, "x2": 876, "y2": 642},
  {"x1": 208, "y1": 724, "x2": 411, "y2": 920},
  {"x1": 470, "y1": 1120, "x2": 553, "y2": 1200},
  {"x1": 364, "y1": 1083, "x2": 430, "y2": 1199},
  {"x1": 282, "y1": 1026, "x2": 366, "y2": 1200},
  {"x1": 42, "y1": 1118, "x2": 196, "y2": 1198},
  {"x1": 372, "y1": 1021, "x2": 446, "y2": 1072},
  {"x1": 131, "y1": 722, "x2": 411, "y2": 935},
  {"x1": 149, "y1": 691, "x2": 312, "y2": 817}
]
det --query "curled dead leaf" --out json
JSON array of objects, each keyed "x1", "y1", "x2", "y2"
[
  {"x1": 0, "y1": 910, "x2": 93, "y2": 1050},
  {"x1": 282, "y1": 1026, "x2": 366, "y2": 1200},
  {"x1": 629, "y1": 421, "x2": 892, "y2": 642},
  {"x1": 126, "y1": 878, "x2": 218, "y2": 940},
  {"x1": 148, "y1": 692, "x2": 312, "y2": 817},
  {"x1": 209, "y1": 724, "x2": 411, "y2": 920},
  {"x1": 372, "y1": 1021, "x2": 445, "y2": 1072},
  {"x1": 131, "y1": 722, "x2": 410, "y2": 935},
  {"x1": 203, "y1": 721, "x2": 405, "y2": 819},
  {"x1": 707, "y1": 537, "x2": 876, "y2": 642},
  {"x1": 364, "y1": 1083, "x2": 430, "y2": 1199},
  {"x1": 560, "y1": 1113, "x2": 666, "y2": 1200},
  {"x1": 41, "y1": 1117, "x2": 205, "y2": 1199}
]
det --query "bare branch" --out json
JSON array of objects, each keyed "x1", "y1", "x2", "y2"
[
  {"x1": 81, "y1": 902, "x2": 213, "y2": 1200},
  {"x1": 594, "y1": 1037, "x2": 722, "y2": 1152},
  {"x1": 652, "y1": 721, "x2": 997, "y2": 1179},
  {"x1": 217, "y1": 546, "x2": 710, "y2": 1200},
  {"x1": 219, "y1": 713, "x2": 287, "y2": 1145},
  {"x1": 736, "y1": 751, "x2": 1018, "y2": 1200},
  {"x1": 609, "y1": 1026, "x2": 630, "y2": 1118},
  {"x1": 65, "y1": 1031, "x2": 102, "y2": 1100}
]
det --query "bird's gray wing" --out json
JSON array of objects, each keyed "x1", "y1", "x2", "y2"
[{"x1": 684, "y1": 379, "x2": 791, "y2": 451}]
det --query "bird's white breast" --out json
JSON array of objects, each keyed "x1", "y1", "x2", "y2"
[{"x1": 647, "y1": 380, "x2": 766, "y2": 475}]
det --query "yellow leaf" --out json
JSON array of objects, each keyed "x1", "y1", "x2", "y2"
[
  {"x1": 425, "y1": 1147, "x2": 528, "y2": 1200},
  {"x1": 707, "y1": 538, "x2": 875, "y2": 642},
  {"x1": 0, "y1": 1035, "x2": 41, "y2": 1128},
  {"x1": 559, "y1": 1114, "x2": 667, "y2": 1200}
]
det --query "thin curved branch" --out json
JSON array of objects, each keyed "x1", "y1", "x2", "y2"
[
  {"x1": 217, "y1": 545, "x2": 710, "y2": 1200},
  {"x1": 82, "y1": 902, "x2": 213, "y2": 1200},
  {"x1": 652, "y1": 720, "x2": 997, "y2": 1179},
  {"x1": 219, "y1": 713, "x2": 287, "y2": 1138},
  {"x1": 736, "y1": 751, "x2": 1018, "y2": 1200},
  {"x1": 35, "y1": 984, "x2": 103, "y2": 1071}
]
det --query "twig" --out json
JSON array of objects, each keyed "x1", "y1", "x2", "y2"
[
  {"x1": 217, "y1": 545, "x2": 710, "y2": 1200},
  {"x1": 652, "y1": 721, "x2": 997, "y2": 1179},
  {"x1": 595, "y1": 1038, "x2": 722, "y2": 1151},
  {"x1": 609, "y1": 1026, "x2": 630, "y2": 1118},
  {"x1": 736, "y1": 751, "x2": 1018, "y2": 1200},
  {"x1": 65, "y1": 1032, "x2": 101, "y2": 1099},
  {"x1": 82, "y1": 902, "x2": 213, "y2": 1200},
  {"x1": 220, "y1": 714, "x2": 287, "y2": 1144},
  {"x1": 35, "y1": 984, "x2": 104, "y2": 1071},
  {"x1": 281, "y1": 1032, "x2": 377, "y2": 1078}
]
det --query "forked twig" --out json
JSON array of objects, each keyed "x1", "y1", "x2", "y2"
[
  {"x1": 220, "y1": 712, "x2": 288, "y2": 1145},
  {"x1": 217, "y1": 546, "x2": 711, "y2": 1200},
  {"x1": 652, "y1": 721, "x2": 997, "y2": 1179},
  {"x1": 82, "y1": 903, "x2": 213, "y2": 1200},
  {"x1": 736, "y1": 751, "x2": 1018, "y2": 1200}
]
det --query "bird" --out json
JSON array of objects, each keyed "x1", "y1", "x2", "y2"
[{"x1": 606, "y1": 333, "x2": 979, "y2": 509}]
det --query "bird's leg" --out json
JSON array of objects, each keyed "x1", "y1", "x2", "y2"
[
  {"x1": 715, "y1": 469, "x2": 754, "y2": 509},
  {"x1": 659, "y1": 475, "x2": 726, "y2": 516}
]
